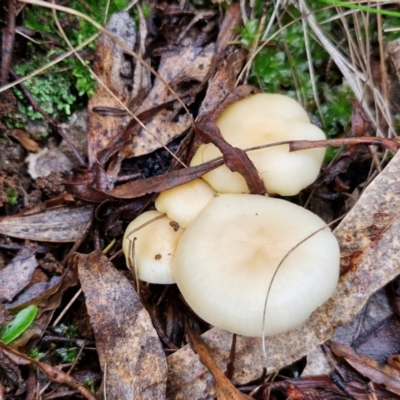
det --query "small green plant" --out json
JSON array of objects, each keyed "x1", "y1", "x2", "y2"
[
  {"x1": 1, "y1": 305, "x2": 38, "y2": 344},
  {"x1": 13, "y1": 51, "x2": 78, "y2": 121},
  {"x1": 28, "y1": 346, "x2": 46, "y2": 360},
  {"x1": 19, "y1": 0, "x2": 131, "y2": 104},
  {"x1": 50, "y1": 323, "x2": 83, "y2": 363},
  {"x1": 52, "y1": 323, "x2": 79, "y2": 338},
  {"x1": 84, "y1": 377, "x2": 96, "y2": 394},
  {"x1": 55, "y1": 346, "x2": 81, "y2": 363},
  {"x1": 6, "y1": 187, "x2": 18, "y2": 206},
  {"x1": 12, "y1": 0, "x2": 135, "y2": 124}
]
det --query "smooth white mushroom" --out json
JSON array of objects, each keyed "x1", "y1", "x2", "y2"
[
  {"x1": 155, "y1": 179, "x2": 216, "y2": 228},
  {"x1": 190, "y1": 93, "x2": 326, "y2": 196},
  {"x1": 172, "y1": 194, "x2": 340, "y2": 337},
  {"x1": 122, "y1": 210, "x2": 184, "y2": 284}
]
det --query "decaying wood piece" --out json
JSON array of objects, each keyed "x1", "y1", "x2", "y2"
[{"x1": 167, "y1": 150, "x2": 400, "y2": 399}]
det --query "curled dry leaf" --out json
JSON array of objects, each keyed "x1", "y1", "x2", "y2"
[
  {"x1": 264, "y1": 375, "x2": 394, "y2": 399},
  {"x1": 167, "y1": 149, "x2": 400, "y2": 399},
  {"x1": 195, "y1": 119, "x2": 265, "y2": 195},
  {"x1": 76, "y1": 251, "x2": 167, "y2": 400},
  {"x1": 330, "y1": 341, "x2": 400, "y2": 396},
  {"x1": 66, "y1": 160, "x2": 223, "y2": 202},
  {"x1": 0, "y1": 206, "x2": 93, "y2": 242},
  {"x1": 9, "y1": 129, "x2": 41, "y2": 152},
  {"x1": 0, "y1": 247, "x2": 38, "y2": 302}
]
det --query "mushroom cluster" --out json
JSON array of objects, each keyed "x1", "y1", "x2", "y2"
[
  {"x1": 123, "y1": 93, "x2": 340, "y2": 338},
  {"x1": 190, "y1": 93, "x2": 326, "y2": 196}
]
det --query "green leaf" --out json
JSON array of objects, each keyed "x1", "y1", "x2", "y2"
[{"x1": 1, "y1": 305, "x2": 38, "y2": 344}]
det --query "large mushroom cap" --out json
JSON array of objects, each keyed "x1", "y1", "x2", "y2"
[
  {"x1": 190, "y1": 93, "x2": 326, "y2": 196},
  {"x1": 123, "y1": 210, "x2": 184, "y2": 284},
  {"x1": 172, "y1": 194, "x2": 340, "y2": 337}
]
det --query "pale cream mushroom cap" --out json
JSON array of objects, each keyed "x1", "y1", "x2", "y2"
[
  {"x1": 123, "y1": 210, "x2": 184, "y2": 284},
  {"x1": 172, "y1": 194, "x2": 340, "y2": 337},
  {"x1": 155, "y1": 179, "x2": 216, "y2": 228},
  {"x1": 190, "y1": 93, "x2": 326, "y2": 196}
]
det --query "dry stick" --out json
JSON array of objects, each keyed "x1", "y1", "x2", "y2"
[
  {"x1": 52, "y1": 288, "x2": 82, "y2": 327},
  {"x1": 261, "y1": 214, "x2": 346, "y2": 357},
  {"x1": 22, "y1": 0, "x2": 192, "y2": 168},
  {"x1": 1, "y1": 0, "x2": 16, "y2": 86},
  {"x1": 299, "y1": 0, "x2": 324, "y2": 123},
  {"x1": 9, "y1": 69, "x2": 86, "y2": 166},
  {"x1": 245, "y1": 137, "x2": 400, "y2": 154}
]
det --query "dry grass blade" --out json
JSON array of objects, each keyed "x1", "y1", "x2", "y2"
[{"x1": 297, "y1": 0, "x2": 395, "y2": 138}]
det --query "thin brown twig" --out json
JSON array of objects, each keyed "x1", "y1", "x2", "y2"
[{"x1": 1, "y1": 0, "x2": 16, "y2": 86}]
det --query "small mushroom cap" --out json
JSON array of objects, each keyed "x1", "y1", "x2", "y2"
[
  {"x1": 190, "y1": 93, "x2": 326, "y2": 196},
  {"x1": 122, "y1": 210, "x2": 184, "y2": 284},
  {"x1": 172, "y1": 194, "x2": 340, "y2": 337},
  {"x1": 155, "y1": 179, "x2": 216, "y2": 228}
]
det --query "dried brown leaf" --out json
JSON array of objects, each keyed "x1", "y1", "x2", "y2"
[
  {"x1": 76, "y1": 251, "x2": 167, "y2": 399},
  {"x1": 188, "y1": 329, "x2": 251, "y2": 400},
  {"x1": 196, "y1": 53, "x2": 249, "y2": 122},
  {"x1": 215, "y1": 3, "x2": 242, "y2": 54},
  {"x1": 0, "y1": 206, "x2": 93, "y2": 242},
  {"x1": 6, "y1": 276, "x2": 61, "y2": 311},
  {"x1": 87, "y1": 12, "x2": 141, "y2": 166},
  {"x1": 7, "y1": 267, "x2": 78, "y2": 313},
  {"x1": 167, "y1": 148, "x2": 400, "y2": 399},
  {"x1": 0, "y1": 247, "x2": 38, "y2": 302},
  {"x1": 66, "y1": 161, "x2": 223, "y2": 202},
  {"x1": 9, "y1": 129, "x2": 40, "y2": 152},
  {"x1": 97, "y1": 101, "x2": 180, "y2": 166},
  {"x1": 195, "y1": 119, "x2": 265, "y2": 194},
  {"x1": 330, "y1": 341, "x2": 400, "y2": 396},
  {"x1": 265, "y1": 375, "x2": 395, "y2": 399},
  {"x1": 127, "y1": 40, "x2": 215, "y2": 158},
  {"x1": 349, "y1": 99, "x2": 371, "y2": 137}
]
